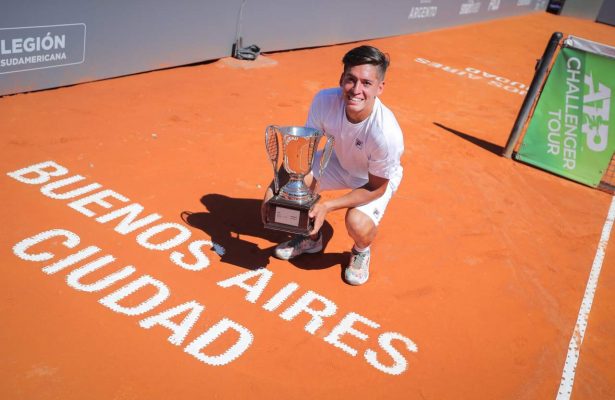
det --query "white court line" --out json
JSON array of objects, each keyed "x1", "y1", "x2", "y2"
[{"x1": 557, "y1": 195, "x2": 615, "y2": 400}]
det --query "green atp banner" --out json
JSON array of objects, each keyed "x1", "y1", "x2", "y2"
[{"x1": 517, "y1": 45, "x2": 615, "y2": 187}]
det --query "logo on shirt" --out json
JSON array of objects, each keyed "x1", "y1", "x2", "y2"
[
  {"x1": 355, "y1": 138, "x2": 363, "y2": 149},
  {"x1": 373, "y1": 208, "x2": 381, "y2": 219}
]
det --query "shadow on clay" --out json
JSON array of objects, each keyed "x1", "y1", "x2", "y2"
[
  {"x1": 181, "y1": 193, "x2": 346, "y2": 271},
  {"x1": 433, "y1": 122, "x2": 503, "y2": 156}
]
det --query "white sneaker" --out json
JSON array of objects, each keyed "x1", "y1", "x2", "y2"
[
  {"x1": 274, "y1": 234, "x2": 323, "y2": 260},
  {"x1": 344, "y1": 249, "x2": 370, "y2": 285}
]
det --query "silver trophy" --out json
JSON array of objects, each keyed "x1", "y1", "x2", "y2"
[{"x1": 264, "y1": 125, "x2": 334, "y2": 235}]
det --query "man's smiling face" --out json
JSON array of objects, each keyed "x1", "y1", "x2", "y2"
[{"x1": 340, "y1": 64, "x2": 384, "y2": 124}]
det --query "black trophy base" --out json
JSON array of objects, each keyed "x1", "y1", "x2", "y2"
[{"x1": 264, "y1": 195, "x2": 320, "y2": 235}]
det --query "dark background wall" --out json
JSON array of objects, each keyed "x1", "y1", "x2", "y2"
[
  {"x1": 559, "y1": 0, "x2": 615, "y2": 25},
  {"x1": 561, "y1": 0, "x2": 605, "y2": 19},
  {"x1": 597, "y1": 0, "x2": 615, "y2": 25}
]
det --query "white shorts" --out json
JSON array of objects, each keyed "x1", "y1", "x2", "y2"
[{"x1": 312, "y1": 150, "x2": 395, "y2": 226}]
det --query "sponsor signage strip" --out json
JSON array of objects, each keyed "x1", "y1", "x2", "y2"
[
  {"x1": 0, "y1": 23, "x2": 86, "y2": 75},
  {"x1": 516, "y1": 45, "x2": 615, "y2": 187}
]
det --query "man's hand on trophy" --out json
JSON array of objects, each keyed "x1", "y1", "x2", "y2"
[
  {"x1": 308, "y1": 202, "x2": 330, "y2": 236},
  {"x1": 261, "y1": 186, "x2": 274, "y2": 225}
]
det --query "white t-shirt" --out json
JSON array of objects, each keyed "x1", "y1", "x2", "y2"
[{"x1": 306, "y1": 87, "x2": 404, "y2": 191}]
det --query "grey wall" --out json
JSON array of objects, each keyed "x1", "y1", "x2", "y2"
[
  {"x1": 1, "y1": 0, "x2": 242, "y2": 95},
  {"x1": 1, "y1": 0, "x2": 547, "y2": 96},
  {"x1": 241, "y1": 0, "x2": 550, "y2": 52},
  {"x1": 597, "y1": 0, "x2": 615, "y2": 25},
  {"x1": 561, "y1": 0, "x2": 605, "y2": 20}
]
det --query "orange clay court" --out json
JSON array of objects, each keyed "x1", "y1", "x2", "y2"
[{"x1": 2, "y1": 12, "x2": 615, "y2": 400}]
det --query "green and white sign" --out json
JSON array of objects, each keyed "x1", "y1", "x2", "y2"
[{"x1": 517, "y1": 38, "x2": 615, "y2": 187}]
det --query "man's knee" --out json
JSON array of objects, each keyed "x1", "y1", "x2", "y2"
[{"x1": 345, "y1": 208, "x2": 376, "y2": 241}]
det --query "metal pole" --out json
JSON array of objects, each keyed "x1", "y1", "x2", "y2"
[
  {"x1": 232, "y1": 0, "x2": 247, "y2": 58},
  {"x1": 502, "y1": 31, "x2": 563, "y2": 158}
]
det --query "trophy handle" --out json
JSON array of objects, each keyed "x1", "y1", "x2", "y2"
[
  {"x1": 318, "y1": 134, "x2": 335, "y2": 178},
  {"x1": 265, "y1": 125, "x2": 280, "y2": 194}
]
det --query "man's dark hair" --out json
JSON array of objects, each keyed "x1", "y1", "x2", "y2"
[{"x1": 342, "y1": 46, "x2": 390, "y2": 80}]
